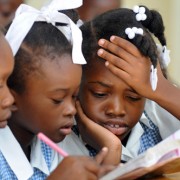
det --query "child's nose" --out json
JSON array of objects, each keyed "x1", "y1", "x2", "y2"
[
  {"x1": 1, "y1": 90, "x2": 14, "y2": 108},
  {"x1": 106, "y1": 97, "x2": 126, "y2": 117},
  {"x1": 64, "y1": 101, "x2": 77, "y2": 117}
]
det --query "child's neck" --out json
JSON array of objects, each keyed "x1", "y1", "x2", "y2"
[{"x1": 8, "y1": 118, "x2": 34, "y2": 161}]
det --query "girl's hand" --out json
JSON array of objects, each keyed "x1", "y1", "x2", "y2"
[
  {"x1": 97, "y1": 36, "x2": 165, "y2": 99},
  {"x1": 47, "y1": 149, "x2": 115, "y2": 180},
  {"x1": 75, "y1": 100, "x2": 121, "y2": 165}
]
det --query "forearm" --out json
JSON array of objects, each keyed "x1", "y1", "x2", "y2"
[{"x1": 149, "y1": 78, "x2": 180, "y2": 120}]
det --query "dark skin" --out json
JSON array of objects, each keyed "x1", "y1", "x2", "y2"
[
  {"x1": 97, "y1": 36, "x2": 180, "y2": 120},
  {"x1": 8, "y1": 54, "x2": 82, "y2": 159},
  {"x1": 0, "y1": 0, "x2": 23, "y2": 26},
  {"x1": 78, "y1": 58, "x2": 145, "y2": 145},
  {"x1": 77, "y1": 0, "x2": 121, "y2": 21},
  {"x1": 0, "y1": 34, "x2": 14, "y2": 128}
]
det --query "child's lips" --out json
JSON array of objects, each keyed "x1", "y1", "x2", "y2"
[
  {"x1": 0, "y1": 110, "x2": 12, "y2": 128},
  {"x1": 59, "y1": 122, "x2": 73, "y2": 136},
  {"x1": 59, "y1": 127, "x2": 72, "y2": 136},
  {"x1": 103, "y1": 123, "x2": 128, "y2": 136}
]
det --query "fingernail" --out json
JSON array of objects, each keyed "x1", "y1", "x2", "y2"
[
  {"x1": 98, "y1": 39, "x2": 105, "y2": 46},
  {"x1": 102, "y1": 147, "x2": 108, "y2": 152},
  {"x1": 105, "y1": 61, "x2": 109, "y2": 66},
  {"x1": 110, "y1": 36, "x2": 115, "y2": 41},
  {"x1": 97, "y1": 49, "x2": 104, "y2": 56}
]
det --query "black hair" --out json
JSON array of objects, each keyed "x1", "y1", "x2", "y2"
[
  {"x1": 7, "y1": 9, "x2": 79, "y2": 94},
  {"x1": 80, "y1": 5, "x2": 166, "y2": 69}
]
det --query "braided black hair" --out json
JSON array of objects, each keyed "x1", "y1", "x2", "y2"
[
  {"x1": 7, "y1": 9, "x2": 79, "y2": 94},
  {"x1": 80, "y1": 6, "x2": 166, "y2": 69}
]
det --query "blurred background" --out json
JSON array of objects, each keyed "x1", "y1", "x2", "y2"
[{"x1": 1, "y1": 0, "x2": 179, "y2": 85}]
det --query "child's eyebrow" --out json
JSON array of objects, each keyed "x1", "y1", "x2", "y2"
[
  {"x1": 88, "y1": 81, "x2": 111, "y2": 88},
  {"x1": 50, "y1": 88, "x2": 68, "y2": 93}
]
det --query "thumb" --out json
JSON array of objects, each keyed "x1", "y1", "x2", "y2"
[{"x1": 94, "y1": 147, "x2": 108, "y2": 165}]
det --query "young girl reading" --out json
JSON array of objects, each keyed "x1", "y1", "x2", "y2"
[
  {"x1": 0, "y1": 30, "x2": 14, "y2": 128},
  {"x1": 68, "y1": 5, "x2": 180, "y2": 163},
  {"x1": 0, "y1": 1, "x2": 113, "y2": 179}
]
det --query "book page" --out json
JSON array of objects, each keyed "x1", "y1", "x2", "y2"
[{"x1": 101, "y1": 130, "x2": 180, "y2": 180}]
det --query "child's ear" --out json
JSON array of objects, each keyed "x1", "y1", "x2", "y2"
[{"x1": 9, "y1": 89, "x2": 18, "y2": 111}]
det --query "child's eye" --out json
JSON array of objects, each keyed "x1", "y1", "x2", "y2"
[
  {"x1": 127, "y1": 96, "x2": 141, "y2": 102},
  {"x1": 52, "y1": 99, "x2": 63, "y2": 104},
  {"x1": 92, "y1": 91, "x2": 107, "y2": 98}
]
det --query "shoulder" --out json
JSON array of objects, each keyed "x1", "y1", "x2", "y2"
[{"x1": 144, "y1": 99, "x2": 180, "y2": 138}]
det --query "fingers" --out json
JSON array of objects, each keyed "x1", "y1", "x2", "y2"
[
  {"x1": 104, "y1": 60, "x2": 130, "y2": 82},
  {"x1": 98, "y1": 165, "x2": 116, "y2": 178},
  {"x1": 97, "y1": 48, "x2": 130, "y2": 72},
  {"x1": 75, "y1": 100, "x2": 89, "y2": 124},
  {"x1": 110, "y1": 36, "x2": 140, "y2": 57},
  {"x1": 94, "y1": 147, "x2": 108, "y2": 165},
  {"x1": 98, "y1": 38, "x2": 139, "y2": 64}
]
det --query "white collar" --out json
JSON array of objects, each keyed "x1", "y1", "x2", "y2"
[
  {"x1": 30, "y1": 137, "x2": 50, "y2": 175},
  {"x1": 0, "y1": 126, "x2": 51, "y2": 179},
  {"x1": 121, "y1": 111, "x2": 153, "y2": 161},
  {"x1": 0, "y1": 126, "x2": 33, "y2": 180},
  {"x1": 140, "y1": 112, "x2": 152, "y2": 129},
  {"x1": 121, "y1": 122, "x2": 144, "y2": 161}
]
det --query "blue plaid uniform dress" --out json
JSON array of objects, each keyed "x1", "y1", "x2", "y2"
[
  {"x1": 138, "y1": 111, "x2": 162, "y2": 154},
  {"x1": 0, "y1": 141, "x2": 52, "y2": 180}
]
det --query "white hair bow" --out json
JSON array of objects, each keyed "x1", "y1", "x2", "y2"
[
  {"x1": 156, "y1": 44, "x2": 171, "y2": 69},
  {"x1": 5, "y1": 0, "x2": 86, "y2": 64}
]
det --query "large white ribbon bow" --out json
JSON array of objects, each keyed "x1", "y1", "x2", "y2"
[{"x1": 6, "y1": 0, "x2": 86, "y2": 64}]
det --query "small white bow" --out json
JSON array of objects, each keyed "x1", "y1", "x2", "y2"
[
  {"x1": 125, "y1": 27, "x2": 143, "y2": 39},
  {"x1": 133, "y1": 5, "x2": 147, "y2": 21}
]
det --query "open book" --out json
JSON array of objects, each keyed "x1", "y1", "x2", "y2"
[{"x1": 101, "y1": 129, "x2": 180, "y2": 180}]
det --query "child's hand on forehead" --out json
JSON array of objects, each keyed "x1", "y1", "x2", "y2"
[
  {"x1": 97, "y1": 36, "x2": 159, "y2": 99},
  {"x1": 75, "y1": 101, "x2": 121, "y2": 165}
]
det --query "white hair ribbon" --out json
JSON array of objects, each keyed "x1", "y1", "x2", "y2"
[
  {"x1": 5, "y1": 0, "x2": 86, "y2": 64},
  {"x1": 156, "y1": 44, "x2": 170, "y2": 69},
  {"x1": 150, "y1": 65, "x2": 158, "y2": 91}
]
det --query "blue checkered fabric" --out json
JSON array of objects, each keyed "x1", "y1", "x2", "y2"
[
  {"x1": 72, "y1": 125, "x2": 98, "y2": 157},
  {"x1": 0, "y1": 141, "x2": 52, "y2": 179},
  {"x1": 138, "y1": 111, "x2": 162, "y2": 154},
  {"x1": 85, "y1": 144, "x2": 98, "y2": 157}
]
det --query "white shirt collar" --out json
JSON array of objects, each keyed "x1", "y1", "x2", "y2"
[
  {"x1": 30, "y1": 137, "x2": 50, "y2": 175},
  {"x1": 0, "y1": 126, "x2": 51, "y2": 179},
  {"x1": 140, "y1": 112, "x2": 152, "y2": 129},
  {"x1": 121, "y1": 122, "x2": 144, "y2": 161},
  {"x1": 121, "y1": 111, "x2": 154, "y2": 161},
  {"x1": 0, "y1": 126, "x2": 33, "y2": 180}
]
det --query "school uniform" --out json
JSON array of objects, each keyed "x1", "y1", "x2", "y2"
[
  {"x1": 58, "y1": 100, "x2": 180, "y2": 163},
  {"x1": 118, "y1": 99, "x2": 180, "y2": 162},
  {"x1": 0, "y1": 126, "x2": 57, "y2": 180},
  {"x1": 57, "y1": 130, "x2": 89, "y2": 162}
]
